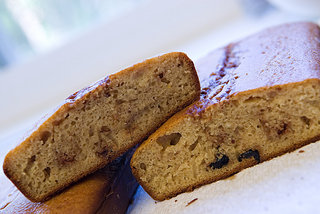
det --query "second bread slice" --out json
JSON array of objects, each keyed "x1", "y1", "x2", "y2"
[
  {"x1": 130, "y1": 22, "x2": 320, "y2": 201},
  {"x1": 3, "y1": 52, "x2": 200, "y2": 202}
]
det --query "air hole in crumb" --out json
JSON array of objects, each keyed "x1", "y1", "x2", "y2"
[
  {"x1": 112, "y1": 90, "x2": 118, "y2": 99},
  {"x1": 71, "y1": 121, "x2": 76, "y2": 126},
  {"x1": 75, "y1": 117, "x2": 79, "y2": 121},
  {"x1": 140, "y1": 163, "x2": 146, "y2": 170},
  {"x1": 177, "y1": 61, "x2": 184, "y2": 67},
  {"x1": 105, "y1": 91, "x2": 111, "y2": 98},
  {"x1": 189, "y1": 140, "x2": 198, "y2": 151},
  {"x1": 24, "y1": 155, "x2": 36, "y2": 174},
  {"x1": 156, "y1": 133, "x2": 182, "y2": 151},
  {"x1": 43, "y1": 167, "x2": 51, "y2": 180},
  {"x1": 158, "y1": 72, "x2": 170, "y2": 84},
  {"x1": 277, "y1": 123, "x2": 288, "y2": 135},
  {"x1": 40, "y1": 131, "x2": 51, "y2": 144},
  {"x1": 300, "y1": 116, "x2": 311, "y2": 126},
  {"x1": 100, "y1": 126, "x2": 111, "y2": 133},
  {"x1": 89, "y1": 128, "x2": 94, "y2": 137},
  {"x1": 116, "y1": 99, "x2": 125, "y2": 104},
  {"x1": 161, "y1": 78, "x2": 170, "y2": 84},
  {"x1": 244, "y1": 96, "x2": 263, "y2": 103}
]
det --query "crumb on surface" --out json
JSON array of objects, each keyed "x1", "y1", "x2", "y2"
[{"x1": 186, "y1": 198, "x2": 198, "y2": 207}]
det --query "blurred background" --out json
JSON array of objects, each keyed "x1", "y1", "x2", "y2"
[
  {"x1": 0, "y1": 0, "x2": 319, "y2": 137},
  {"x1": 0, "y1": 0, "x2": 150, "y2": 68}
]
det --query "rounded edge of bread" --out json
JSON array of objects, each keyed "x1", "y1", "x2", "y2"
[
  {"x1": 130, "y1": 78, "x2": 320, "y2": 201},
  {"x1": 3, "y1": 52, "x2": 200, "y2": 202}
]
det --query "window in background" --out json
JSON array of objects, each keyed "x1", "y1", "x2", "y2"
[{"x1": 0, "y1": 0, "x2": 150, "y2": 70}]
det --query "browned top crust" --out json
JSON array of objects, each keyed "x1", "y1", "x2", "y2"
[{"x1": 190, "y1": 22, "x2": 320, "y2": 114}]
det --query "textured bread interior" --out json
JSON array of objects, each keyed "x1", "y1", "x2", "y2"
[
  {"x1": 3, "y1": 53, "x2": 199, "y2": 201},
  {"x1": 131, "y1": 79, "x2": 320, "y2": 200}
]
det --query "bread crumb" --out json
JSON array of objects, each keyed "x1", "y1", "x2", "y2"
[{"x1": 186, "y1": 198, "x2": 198, "y2": 207}]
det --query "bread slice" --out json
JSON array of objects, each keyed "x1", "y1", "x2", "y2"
[
  {"x1": 3, "y1": 52, "x2": 200, "y2": 202},
  {"x1": 1, "y1": 149, "x2": 138, "y2": 213},
  {"x1": 130, "y1": 22, "x2": 320, "y2": 201}
]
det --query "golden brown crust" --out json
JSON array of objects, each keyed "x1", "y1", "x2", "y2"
[
  {"x1": 3, "y1": 52, "x2": 200, "y2": 202},
  {"x1": 131, "y1": 22, "x2": 320, "y2": 201}
]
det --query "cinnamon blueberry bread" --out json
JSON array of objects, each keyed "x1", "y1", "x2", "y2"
[
  {"x1": 1, "y1": 149, "x2": 138, "y2": 214},
  {"x1": 130, "y1": 22, "x2": 320, "y2": 201},
  {"x1": 3, "y1": 52, "x2": 200, "y2": 202}
]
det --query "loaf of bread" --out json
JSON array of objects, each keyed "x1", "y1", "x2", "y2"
[
  {"x1": 3, "y1": 52, "x2": 200, "y2": 202},
  {"x1": 1, "y1": 149, "x2": 138, "y2": 214},
  {"x1": 131, "y1": 22, "x2": 320, "y2": 201}
]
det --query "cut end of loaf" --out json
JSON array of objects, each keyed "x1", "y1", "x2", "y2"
[
  {"x1": 131, "y1": 79, "x2": 320, "y2": 201},
  {"x1": 3, "y1": 52, "x2": 200, "y2": 202}
]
